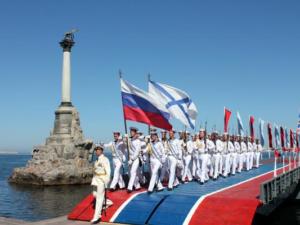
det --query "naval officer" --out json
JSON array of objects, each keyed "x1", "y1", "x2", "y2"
[
  {"x1": 91, "y1": 144, "x2": 113, "y2": 224},
  {"x1": 147, "y1": 129, "x2": 166, "y2": 193},
  {"x1": 104, "y1": 132, "x2": 126, "y2": 191},
  {"x1": 126, "y1": 127, "x2": 142, "y2": 193}
]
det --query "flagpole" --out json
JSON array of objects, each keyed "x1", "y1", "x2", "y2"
[
  {"x1": 119, "y1": 70, "x2": 130, "y2": 162},
  {"x1": 119, "y1": 70, "x2": 128, "y2": 134},
  {"x1": 147, "y1": 73, "x2": 151, "y2": 135}
]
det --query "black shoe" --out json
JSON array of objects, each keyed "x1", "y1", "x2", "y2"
[
  {"x1": 91, "y1": 218, "x2": 101, "y2": 224},
  {"x1": 167, "y1": 188, "x2": 173, "y2": 191},
  {"x1": 109, "y1": 188, "x2": 116, "y2": 192},
  {"x1": 199, "y1": 181, "x2": 204, "y2": 185},
  {"x1": 147, "y1": 191, "x2": 153, "y2": 194},
  {"x1": 127, "y1": 189, "x2": 132, "y2": 193}
]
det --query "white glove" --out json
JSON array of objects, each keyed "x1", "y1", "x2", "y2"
[{"x1": 128, "y1": 159, "x2": 133, "y2": 165}]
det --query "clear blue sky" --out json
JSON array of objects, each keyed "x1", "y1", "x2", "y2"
[{"x1": 0, "y1": 0, "x2": 299, "y2": 152}]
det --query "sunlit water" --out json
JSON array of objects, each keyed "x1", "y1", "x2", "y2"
[{"x1": 0, "y1": 154, "x2": 300, "y2": 224}]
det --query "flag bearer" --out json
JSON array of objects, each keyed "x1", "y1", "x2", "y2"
[
  {"x1": 166, "y1": 129, "x2": 181, "y2": 190},
  {"x1": 182, "y1": 131, "x2": 193, "y2": 182},
  {"x1": 147, "y1": 129, "x2": 165, "y2": 193},
  {"x1": 126, "y1": 127, "x2": 142, "y2": 193},
  {"x1": 104, "y1": 132, "x2": 126, "y2": 191},
  {"x1": 91, "y1": 144, "x2": 113, "y2": 224}
]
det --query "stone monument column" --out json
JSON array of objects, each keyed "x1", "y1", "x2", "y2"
[
  {"x1": 9, "y1": 31, "x2": 94, "y2": 185},
  {"x1": 60, "y1": 34, "x2": 74, "y2": 105}
]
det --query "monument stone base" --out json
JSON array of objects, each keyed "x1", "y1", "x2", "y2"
[{"x1": 9, "y1": 104, "x2": 94, "y2": 185}]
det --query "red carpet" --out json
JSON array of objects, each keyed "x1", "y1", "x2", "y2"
[
  {"x1": 68, "y1": 188, "x2": 146, "y2": 222},
  {"x1": 188, "y1": 166, "x2": 288, "y2": 225}
]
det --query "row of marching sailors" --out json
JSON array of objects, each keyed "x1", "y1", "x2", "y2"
[{"x1": 103, "y1": 126, "x2": 264, "y2": 194}]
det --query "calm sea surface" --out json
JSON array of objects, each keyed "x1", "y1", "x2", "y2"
[{"x1": 0, "y1": 154, "x2": 300, "y2": 224}]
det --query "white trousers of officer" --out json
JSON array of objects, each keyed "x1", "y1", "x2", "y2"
[
  {"x1": 249, "y1": 152, "x2": 254, "y2": 169},
  {"x1": 218, "y1": 154, "x2": 224, "y2": 175},
  {"x1": 255, "y1": 152, "x2": 261, "y2": 168},
  {"x1": 91, "y1": 184, "x2": 113, "y2": 222},
  {"x1": 127, "y1": 158, "x2": 140, "y2": 191},
  {"x1": 148, "y1": 158, "x2": 163, "y2": 192},
  {"x1": 245, "y1": 152, "x2": 250, "y2": 171},
  {"x1": 223, "y1": 153, "x2": 231, "y2": 177},
  {"x1": 238, "y1": 153, "x2": 244, "y2": 172},
  {"x1": 199, "y1": 153, "x2": 209, "y2": 182},
  {"x1": 110, "y1": 158, "x2": 125, "y2": 189},
  {"x1": 231, "y1": 153, "x2": 237, "y2": 175},
  {"x1": 160, "y1": 160, "x2": 169, "y2": 183},
  {"x1": 168, "y1": 155, "x2": 178, "y2": 189},
  {"x1": 212, "y1": 153, "x2": 221, "y2": 179},
  {"x1": 182, "y1": 154, "x2": 193, "y2": 182},
  {"x1": 192, "y1": 154, "x2": 199, "y2": 178}
]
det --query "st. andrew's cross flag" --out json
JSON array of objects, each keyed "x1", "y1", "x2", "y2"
[{"x1": 148, "y1": 80, "x2": 198, "y2": 129}]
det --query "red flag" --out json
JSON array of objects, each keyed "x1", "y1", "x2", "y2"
[
  {"x1": 224, "y1": 108, "x2": 232, "y2": 133},
  {"x1": 268, "y1": 123, "x2": 273, "y2": 149},
  {"x1": 290, "y1": 129, "x2": 294, "y2": 149},
  {"x1": 274, "y1": 150, "x2": 281, "y2": 158},
  {"x1": 280, "y1": 126, "x2": 285, "y2": 148},
  {"x1": 249, "y1": 116, "x2": 255, "y2": 140}
]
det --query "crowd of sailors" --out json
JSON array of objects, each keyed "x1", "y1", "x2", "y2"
[{"x1": 98, "y1": 126, "x2": 264, "y2": 194}]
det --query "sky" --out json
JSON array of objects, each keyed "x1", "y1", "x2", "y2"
[{"x1": 0, "y1": 0, "x2": 299, "y2": 152}]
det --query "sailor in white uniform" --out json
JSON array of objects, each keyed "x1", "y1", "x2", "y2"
[
  {"x1": 104, "y1": 132, "x2": 126, "y2": 191},
  {"x1": 182, "y1": 131, "x2": 193, "y2": 182},
  {"x1": 126, "y1": 127, "x2": 142, "y2": 193},
  {"x1": 222, "y1": 133, "x2": 231, "y2": 177},
  {"x1": 91, "y1": 144, "x2": 112, "y2": 224},
  {"x1": 166, "y1": 129, "x2": 182, "y2": 190},
  {"x1": 192, "y1": 134, "x2": 200, "y2": 180},
  {"x1": 214, "y1": 133, "x2": 223, "y2": 179},
  {"x1": 246, "y1": 136, "x2": 253, "y2": 171},
  {"x1": 254, "y1": 139, "x2": 263, "y2": 168},
  {"x1": 147, "y1": 129, "x2": 166, "y2": 193},
  {"x1": 235, "y1": 135, "x2": 242, "y2": 173},
  {"x1": 240, "y1": 136, "x2": 247, "y2": 171},
  {"x1": 249, "y1": 137, "x2": 254, "y2": 170},
  {"x1": 159, "y1": 130, "x2": 169, "y2": 183},
  {"x1": 197, "y1": 129, "x2": 209, "y2": 184},
  {"x1": 229, "y1": 135, "x2": 237, "y2": 175},
  {"x1": 207, "y1": 134, "x2": 216, "y2": 178}
]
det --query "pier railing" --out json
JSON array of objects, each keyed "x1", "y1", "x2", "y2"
[{"x1": 260, "y1": 166, "x2": 300, "y2": 205}]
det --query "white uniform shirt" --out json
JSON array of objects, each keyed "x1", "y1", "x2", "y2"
[
  {"x1": 128, "y1": 138, "x2": 142, "y2": 161},
  {"x1": 149, "y1": 141, "x2": 166, "y2": 163},
  {"x1": 234, "y1": 141, "x2": 241, "y2": 153},
  {"x1": 195, "y1": 139, "x2": 206, "y2": 154},
  {"x1": 91, "y1": 154, "x2": 111, "y2": 187},
  {"x1": 104, "y1": 140, "x2": 126, "y2": 162},
  {"x1": 216, "y1": 139, "x2": 223, "y2": 153},
  {"x1": 247, "y1": 142, "x2": 253, "y2": 152},
  {"x1": 252, "y1": 143, "x2": 257, "y2": 152},
  {"x1": 241, "y1": 142, "x2": 247, "y2": 153},
  {"x1": 257, "y1": 144, "x2": 263, "y2": 152},
  {"x1": 228, "y1": 141, "x2": 235, "y2": 153},
  {"x1": 207, "y1": 139, "x2": 216, "y2": 154},
  {"x1": 167, "y1": 138, "x2": 181, "y2": 159}
]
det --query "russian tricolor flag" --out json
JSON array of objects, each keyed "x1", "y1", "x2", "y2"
[{"x1": 121, "y1": 78, "x2": 172, "y2": 131}]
